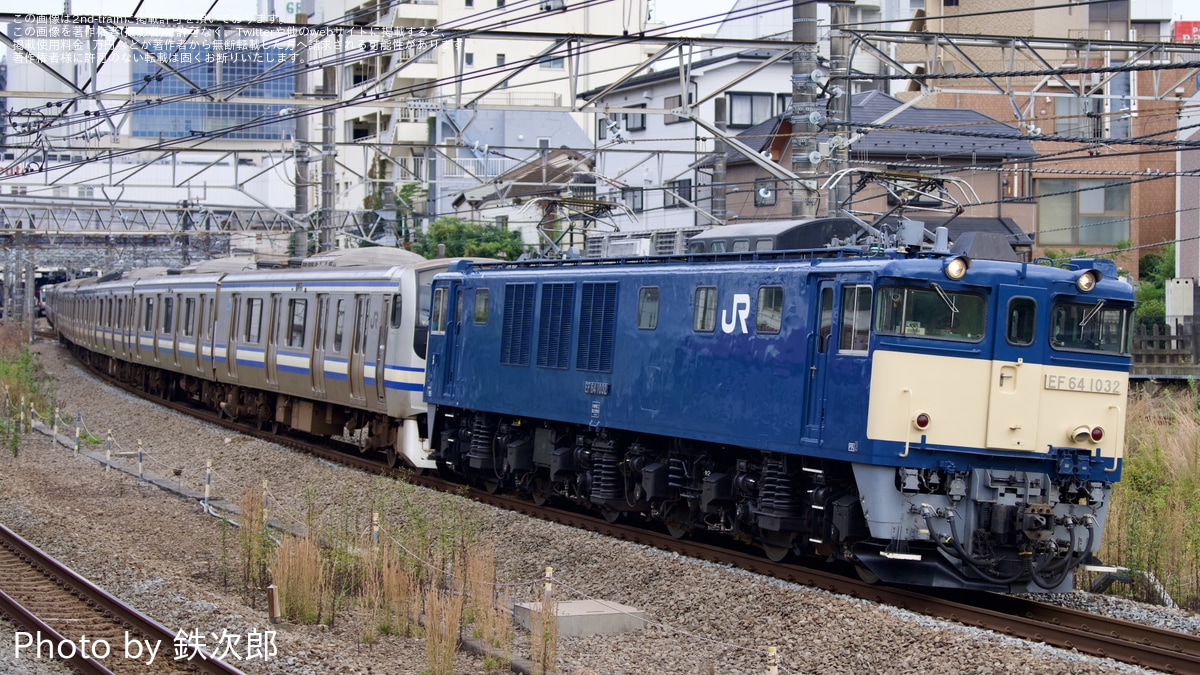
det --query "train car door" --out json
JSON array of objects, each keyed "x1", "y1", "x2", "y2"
[
  {"x1": 429, "y1": 282, "x2": 462, "y2": 396},
  {"x1": 802, "y1": 281, "x2": 834, "y2": 444},
  {"x1": 985, "y1": 286, "x2": 1041, "y2": 450},
  {"x1": 820, "y1": 282, "x2": 874, "y2": 451},
  {"x1": 225, "y1": 294, "x2": 240, "y2": 380},
  {"x1": 310, "y1": 294, "x2": 328, "y2": 396},
  {"x1": 374, "y1": 296, "x2": 391, "y2": 403},
  {"x1": 264, "y1": 294, "x2": 279, "y2": 387},
  {"x1": 348, "y1": 295, "x2": 370, "y2": 400}
]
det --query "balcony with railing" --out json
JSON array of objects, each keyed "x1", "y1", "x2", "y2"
[{"x1": 440, "y1": 156, "x2": 524, "y2": 179}]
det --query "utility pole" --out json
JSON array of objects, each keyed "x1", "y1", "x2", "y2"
[
  {"x1": 712, "y1": 97, "x2": 728, "y2": 226},
  {"x1": 828, "y1": 2, "x2": 853, "y2": 216},
  {"x1": 294, "y1": 13, "x2": 310, "y2": 222},
  {"x1": 320, "y1": 50, "x2": 337, "y2": 254},
  {"x1": 790, "y1": 0, "x2": 820, "y2": 218}
]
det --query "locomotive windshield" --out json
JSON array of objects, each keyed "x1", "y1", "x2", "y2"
[
  {"x1": 875, "y1": 285, "x2": 986, "y2": 341},
  {"x1": 1050, "y1": 301, "x2": 1132, "y2": 354}
]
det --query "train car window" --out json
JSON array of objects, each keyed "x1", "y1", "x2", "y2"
[
  {"x1": 244, "y1": 298, "x2": 263, "y2": 343},
  {"x1": 693, "y1": 287, "x2": 717, "y2": 332},
  {"x1": 711, "y1": 242, "x2": 726, "y2": 253},
  {"x1": 754, "y1": 239, "x2": 773, "y2": 252},
  {"x1": 1006, "y1": 297, "x2": 1036, "y2": 346},
  {"x1": 143, "y1": 298, "x2": 154, "y2": 332},
  {"x1": 117, "y1": 299, "x2": 124, "y2": 331},
  {"x1": 416, "y1": 269, "x2": 440, "y2": 327},
  {"x1": 732, "y1": 239, "x2": 750, "y2": 252},
  {"x1": 874, "y1": 286, "x2": 985, "y2": 342},
  {"x1": 183, "y1": 298, "x2": 196, "y2": 337},
  {"x1": 356, "y1": 297, "x2": 370, "y2": 353},
  {"x1": 288, "y1": 299, "x2": 307, "y2": 347},
  {"x1": 162, "y1": 297, "x2": 174, "y2": 334},
  {"x1": 637, "y1": 287, "x2": 659, "y2": 330},
  {"x1": 390, "y1": 295, "x2": 403, "y2": 328},
  {"x1": 1050, "y1": 301, "x2": 1131, "y2": 354},
  {"x1": 474, "y1": 289, "x2": 489, "y2": 324},
  {"x1": 106, "y1": 298, "x2": 114, "y2": 327},
  {"x1": 334, "y1": 300, "x2": 347, "y2": 351},
  {"x1": 430, "y1": 288, "x2": 447, "y2": 335},
  {"x1": 839, "y1": 285, "x2": 872, "y2": 352},
  {"x1": 756, "y1": 286, "x2": 783, "y2": 334}
]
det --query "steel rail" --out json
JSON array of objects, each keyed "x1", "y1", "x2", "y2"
[{"x1": 0, "y1": 521, "x2": 244, "y2": 675}]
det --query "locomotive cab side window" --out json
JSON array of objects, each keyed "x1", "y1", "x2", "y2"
[
  {"x1": 756, "y1": 286, "x2": 783, "y2": 334},
  {"x1": 474, "y1": 289, "x2": 489, "y2": 324},
  {"x1": 874, "y1": 285, "x2": 985, "y2": 342},
  {"x1": 693, "y1": 287, "x2": 717, "y2": 332},
  {"x1": 839, "y1": 285, "x2": 872, "y2": 353},
  {"x1": 637, "y1": 287, "x2": 659, "y2": 330},
  {"x1": 430, "y1": 287, "x2": 448, "y2": 335},
  {"x1": 1006, "y1": 297, "x2": 1036, "y2": 346}
]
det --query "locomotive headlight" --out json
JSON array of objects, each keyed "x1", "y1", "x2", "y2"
[
  {"x1": 1075, "y1": 269, "x2": 1101, "y2": 292},
  {"x1": 913, "y1": 412, "x2": 931, "y2": 430},
  {"x1": 943, "y1": 255, "x2": 970, "y2": 281},
  {"x1": 1071, "y1": 425, "x2": 1092, "y2": 443}
]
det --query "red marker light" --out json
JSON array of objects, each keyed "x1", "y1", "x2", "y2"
[
  {"x1": 1091, "y1": 427, "x2": 1104, "y2": 442},
  {"x1": 915, "y1": 413, "x2": 930, "y2": 429}
]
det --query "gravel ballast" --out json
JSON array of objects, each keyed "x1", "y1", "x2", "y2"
[{"x1": 0, "y1": 341, "x2": 1185, "y2": 674}]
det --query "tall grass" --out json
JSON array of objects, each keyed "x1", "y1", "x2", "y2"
[
  {"x1": 238, "y1": 488, "x2": 275, "y2": 609},
  {"x1": 0, "y1": 324, "x2": 52, "y2": 432},
  {"x1": 1102, "y1": 390, "x2": 1200, "y2": 608},
  {"x1": 273, "y1": 535, "x2": 327, "y2": 624}
]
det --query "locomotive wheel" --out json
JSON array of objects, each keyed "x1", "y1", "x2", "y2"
[
  {"x1": 664, "y1": 504, "x2": 691, "y2": 539},
  {"x1": 761, "y1": 532, "x2": 795, "y2": 563},
  {"x1": 384, "y1": 445, "x2": 399, "y2": 468},
  {"x1": 531, "y1": 492, "x2": 548, "y2": 506},
  {"x1": 855, "y1": 565, "x2": 881, "y2": 584},
  {"x1": 483, "y1": 478, "x2": 502, "y2": 494},
  {"x1": 601, "y1": 508, "x2": 621, "y2": 523}
]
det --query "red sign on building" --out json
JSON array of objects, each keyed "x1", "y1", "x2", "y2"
[{"x1": 1175, "y1": 21, "x2": 1200, "y2": 43}]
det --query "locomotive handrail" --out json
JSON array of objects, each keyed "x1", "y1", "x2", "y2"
[{"x1": 466, "y1": 247, "x2": 877, "y2": 272}]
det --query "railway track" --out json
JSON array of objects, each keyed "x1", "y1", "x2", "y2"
[
  {"x1": 0, "y1": 522, "x2": 244, "y2": 675},
  {"x1": 69, "y1": 348, "x2": 1200, "y2": 674}
]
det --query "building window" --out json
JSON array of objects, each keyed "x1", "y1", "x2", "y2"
[
  {"x1": 622, "y1": 187, "x2": 644, "y2": 213},
  {"x1": 464, "y1": 52, "x2": 474, "y2": 66},
  {"x1": 664, "y1": 94, "x2": 693, "y2": 125},
  {"x1": 538, "y1": 137, "x2": 551, "y2": 156},
  {"x1": 540, "y1": 0, "x2": 565, "y2": 8},
  {"x1": 466, "y1": 0, "x2": 473, "y2": 6},
  {"x1": 497, "y1": 0, "x2": 504, "y2": 6},
  {"x1": 625, "y1": 104, "x2": 646, "y2": 132},
  {"x1": 666, "y1": 179, "x2": 692, "y2": 208},
  {"x1": 728, "y1": 92, "x2": 773, "y2": 128},
  {"x1": 1055, "y1": 96, "x2": 1103, "y2": 138},
  {"x1": 776, "y1": 93, "x2": 791, "y2": 117},
  {"x1": 496, "y1": 54, "x2": 507, "y2": 88},
  {"x1": 538, "y1": 55, "x2": 564, "y2": 69},
  {"x1": 1036, "y1": 179, "x2": 1130, "y2": 246},
  {"x1": 597, "y1": 115, "x2": 608, "y2": 140},
  {"x1": 78, "y1": 185, "x2": 94, "y2": 198},
  {"x1": 495, "y1": 215, "x2": 509, "y2": 229},
  {"x1": 754, "y1": 178, "x2": 776, "y2": 207}
]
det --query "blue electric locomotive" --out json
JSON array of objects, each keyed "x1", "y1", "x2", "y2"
[{"x1": 424, "y1": 245, "x2": 1134, "y2": 592}]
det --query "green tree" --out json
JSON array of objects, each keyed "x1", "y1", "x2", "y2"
[
  {"x1": 1135, "y1": 243, "x2": 1175, "y2": 326},
  {"x1": 413, "y1": 217, "x2": 524, "y2": 260}
]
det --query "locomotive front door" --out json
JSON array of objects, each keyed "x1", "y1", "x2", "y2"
[
  {"x1": 802, "y1": 282, "x2": 834, "y2": 444},
  {"x1": 985, "y1": 285, "x2": 1041, "y2": 450}
]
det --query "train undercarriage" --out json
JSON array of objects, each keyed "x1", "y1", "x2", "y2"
[
  {"x1": 66, "y1": 344, "x2": 409, "y2": 467},
  {"x1": 432, "y1": 407, "x2": 1103, "y2": 592}
]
